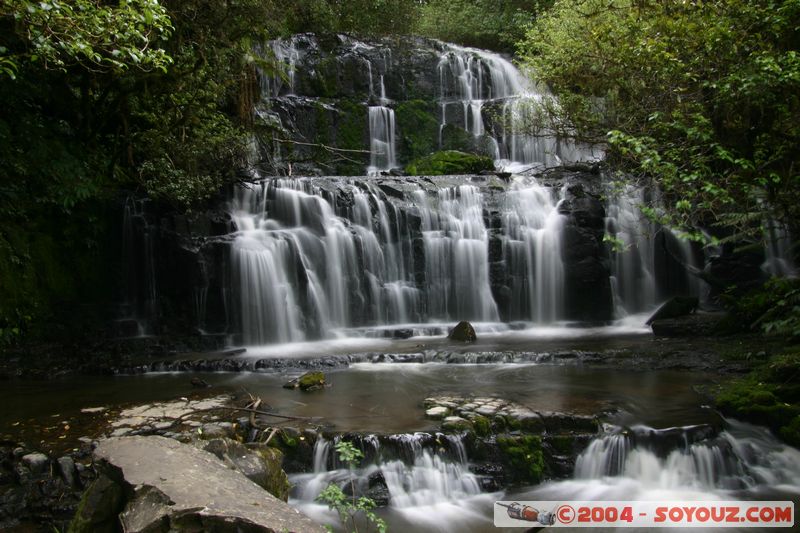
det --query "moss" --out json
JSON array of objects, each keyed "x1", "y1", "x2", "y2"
[
  {"x1": 68, "y1": 474, "x2": 125, "y2": 533},
  {"x1": 496, "y1": 435, "x2": 545, "y2": 484},
  {"x1": 442, "y1": 416, "x2": 474, "y2": 433},
  {"x1": 298, "y1": 371, "x2": 326, "y2": 391},
  {"x1": 255, "y1": 447, "x2": 291, "y2": 501},
  {"x1": 780, "y1": 415, "x2": 800, "y2": 447},
  {"x1": 715, "y1": 356, "x2": 800, "y2": 446},
  {"x1": 395, "y1": 100, "x2": 439, "y2": 163},
  {"x1": 547, "y1": 435, "x2": 574, "y2": 455},
  {"x1": 405, "y1": 150, "x2": 494, "y2": 176},
  {"x1": 472, "y1": 415, "x2": 491, "y2": 437}
]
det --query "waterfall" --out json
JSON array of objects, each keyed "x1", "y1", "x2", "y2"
[
  {"x1": 290, "y1": 433, "x2": 486, "y2": 529},
  {"x1": 544, "y1": 420, "x2": 800, "y2": 498},
  {"x1": 764, "y1": 218, "x2": 797, "y2": 277},
  {"x1": 417, "y1": 186, "x2": 499, "y2": 322},
  {"x1": 367, "y1": 106, "x2": 397, "y2": 175},
  {"x1": 261, "y1": 37, "x2": 300, "y2": 97},
  {"x1": 604, "y1": 184, "x2": 658, "y2": 314},
  {"x1": 436, "y1": 43, "x2": 599, "y2": 171},
  {"x1": 500, "y1": 180, "x2": 565, "y2": 322},
  {"x1": 117, "y1": 197, "x2": 157, "y2": 337},
  {"x1": 233, "y1": 178, "x2": 537, "y2": 344}
]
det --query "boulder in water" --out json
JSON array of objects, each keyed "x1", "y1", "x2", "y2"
[
  {"x1": 448, "y1": 321, "x2": 477, "y2": 342},
  {"x1": 646, "y1": 296, "x2": 699, "y2": 325},
  {"x1": 283, "y1": 371, "x2": 326, "y2": 391}
]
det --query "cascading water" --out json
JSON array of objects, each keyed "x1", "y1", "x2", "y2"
[
  {"x1": 229, "y1": 175, "x2": 586, "y2": 344},
  {"x1": 604, "y1": 184, "x2": 658, "y2": 314},
  {"x1": 501, "y1": 180, "x2": 565, "y2": 322},
  {"x1": 525, "y1": 419, "x2": 800, "y2": 503},
  {"x1": 117, "y1": 196, "x2": 157, "y2": 337},
  {"x1": 291, "y1": 433, "x2": 493, "y2": 531},
  {"x1": 367, "y1": 106, "x2": 397, "y2": 175},
  {"x1": 436, "y1": 43, "x2": 599, "y2": 171},
  {"x1": 416, "y1": 185, "x2": 499, "y2": 322}
]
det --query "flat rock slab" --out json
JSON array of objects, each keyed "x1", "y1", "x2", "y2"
[{"x1": 94, "y1": 436, "x2": 324, "y2": 533}]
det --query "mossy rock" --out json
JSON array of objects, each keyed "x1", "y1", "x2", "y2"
[
  {"x1": 715, "y1": 375, "x2": 800, "y2": 442},
  {"x1": 448, "y1": 320, "x2": 477, "y2": 342},
  {"x1": 472, "y1": 415, "x2": 492, "y2": 437},
  {"x1": 780, "y1": 415, "x2": 800, "y2": 447},
  {"x1": 253, "y1": 446, "x2": 291, "y2": 501},
  {"x1": 405, "y1": 151, "x2": 494, "y2": 176},
  {"x1": 284, "y1": 371, "x2": 326, "y2": 391},
  {"x1": 546, "y1": 434, "x2": 575, "y2": 456},
  {"x1": 395, "y1": 100, "x2": 439, "y2": 163},
  {"x1": 496, "y1": 435, "x2": 545, "y2": 484},
  {"x1": 68, "y1": 474, "x2": 125, "y2": 533},
  {"x1": 442, "y1": 416, "x2": 474, "y2": 433}
]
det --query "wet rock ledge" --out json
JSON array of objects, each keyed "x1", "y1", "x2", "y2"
[{"x1": 72, "y1": 435, "x2": 323, "y2": 533}]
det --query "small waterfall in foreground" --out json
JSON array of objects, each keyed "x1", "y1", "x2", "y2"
[
  {"x1": 290, "y1": 433, "x2": 489, "y2": 530},
  {"x1": 529, "y1": 419, "x2": 800, "y2": 504}
]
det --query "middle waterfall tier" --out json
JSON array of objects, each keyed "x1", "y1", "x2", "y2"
[{"x1": 229, "y1": 175, "x2": 698, "y2": 345}]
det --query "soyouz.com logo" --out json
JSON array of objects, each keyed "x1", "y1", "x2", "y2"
[{"x1": 493, "y1": 501, "x2": 795, "y2": 528}]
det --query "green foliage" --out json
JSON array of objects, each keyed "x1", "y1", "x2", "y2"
[
  {"x1": 416, "y1": 0, "x2": 552, "y2": 53},
  {"x1": 518, "y1": 0, "x2": 800, "y2": 241},
  {"x1": 405, "y1": 150, "x2": 494, "y2": 176},
  {"x1": 0, "y1": 0, "x2": 281, "y2": 342},
  {"x1": 2, "y1": 0, "x2": 173, "y2": 73},
  {"x1": 728, "y1": 278, "x2": 800, "y2": 338},
  {"x1": 317, "y1": 441, "x2": 387, "y2": 533},
  {"x1": 281, "y1": 0, "x2": 419, "y2": 37}
]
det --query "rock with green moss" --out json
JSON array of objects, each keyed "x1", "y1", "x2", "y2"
[
  {"x1": 448, "y1": 320, "x2": 477, "y2": 342},
  {"x1": 496, "y1": 435, "x2": 545, "y2": 484},
  {"x1": 252, "y1": 445, "x2": 291, "y2": 501},
  {"x1": 284, "y1": 371, "x2": 326, "y2": 391},
  {"x1": 405, "y1": 151, "x2": 494, "y2": 176},
  {"x1": 67, "y1": 474, "x2": 125, "y2": 533},
  {"x1": 715, "y1": 373, "x2": 800, "y2": 446},
  {"x1": 442, "y1": 416, "x2": 474, "y2": 432},
  {"x1": 200, "y1": 438, "x2": 291, "y2": 501},
  {"x1": 472, "y1": 415, "x2": 492, "y2": 437}
]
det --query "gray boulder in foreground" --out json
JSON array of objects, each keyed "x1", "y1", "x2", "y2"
[{"x1": 92, "y1": 435, "x2": 324, "y2": 533}]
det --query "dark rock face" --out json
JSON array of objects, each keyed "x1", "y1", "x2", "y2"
[{"x1": 554, "y1": 172, "x2": 614, "y2": 322}]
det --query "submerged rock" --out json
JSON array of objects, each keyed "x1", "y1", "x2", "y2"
[
  {"x1": 448, "y1": 321, "x2": 477, "y2": 342},
  {"x1": 90, "y1": 436, "x2": 323, "y2": 532}
]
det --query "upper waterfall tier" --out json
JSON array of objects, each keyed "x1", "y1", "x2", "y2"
[{"x1": 255, "y1": 34, "x2": 600, "y2": 176}]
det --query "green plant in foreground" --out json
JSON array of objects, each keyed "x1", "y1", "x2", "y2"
[{"x1": 317, "y1": 441, "x2": 387, "y2": 533}]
